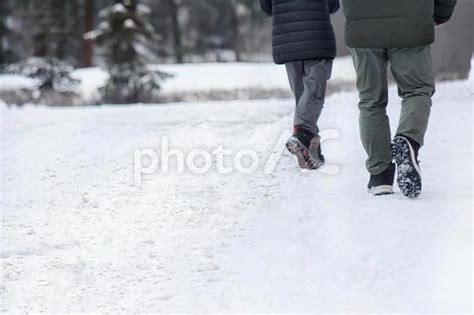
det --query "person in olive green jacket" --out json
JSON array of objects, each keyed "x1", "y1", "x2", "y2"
[{"x1": 341, "y1": 0, "x2": 457, "y2": 198}]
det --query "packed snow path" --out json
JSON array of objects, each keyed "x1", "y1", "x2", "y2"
[{"x1": 1, "y1": 78, "x2": 472, "y2": 312}]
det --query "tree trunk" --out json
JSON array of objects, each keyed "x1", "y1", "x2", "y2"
[
  {"x1": 230, "y1": 0, "x2": 242, "y2": 62},
  {"x1": 0, "y1": 22, "x2": 4, "y2": 64},
  {"x1": 32, "y1": 0, "x2": 53, "y2": 58},
  {"x1": 168, "y1": 0, "x2": 184, "y2": 63},
  {"x1": 0, "y1": 2, "x2": 5, "y2": 64},
  {"x1": 82, "y1": 0, "x2": 94, "y2": 67},
  {"x1": 54, "y1": 0, "x2": 67, "y2": 60}
]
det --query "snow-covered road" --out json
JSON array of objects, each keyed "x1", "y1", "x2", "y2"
[{"x1": 1, "y1": 77, "x2": 472, "y2": 312}]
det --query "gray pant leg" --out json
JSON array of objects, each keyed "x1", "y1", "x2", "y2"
[
  {"x1": 286, "y1": 59, "x2": 333, "y2": 136},
  {"x1": 351, "y1": 48, "x2": 393, "y2": 175},
  {"x1": 286, "y1": 61, "x2": 305, "y2": 109},
  {"x1": 389, "y1": 46, "x2": 435, "y2": 146}
]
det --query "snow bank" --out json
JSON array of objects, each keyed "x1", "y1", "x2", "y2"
[
  {"x1": 156, "y1": 56, "x2": 356, "y2": 93},
  {"x1": 71, "y1": 67, "x2": 109, "y2": 101},
  {"x1": 0, "y1": 56, "x2": 356, "y2": 105},
  {"x1": 0, "y1": 74, "x2": 39, "y2": 91},
  {"x1": 71, "y1": 56, "x2": 356, "y2": 102}
]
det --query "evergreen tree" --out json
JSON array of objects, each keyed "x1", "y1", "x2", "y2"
[
  {"x1": 5, "y1": 57, "x2": 80, "y2": 92},
  {"x1": 85, "y1": 0, "x2": 168, "y2": 104}
]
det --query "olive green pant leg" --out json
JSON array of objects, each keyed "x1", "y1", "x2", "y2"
[
  {"x1": 351, "y1": 48, "x2": 393, "y2": 175},
  {"x1": 389, "y1": 46, "x2": 436, "y2": 146}
]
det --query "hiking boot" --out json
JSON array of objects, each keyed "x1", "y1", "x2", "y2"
[
  {"x1": 368, "y1": 163, "x2": 396, "y2": 196},
  {"x1": 391, "y1": 135, "x2": 422, "y2": 198},
  {"x1": 286, "y1": 127, "x2": 325, "y2": 170}
]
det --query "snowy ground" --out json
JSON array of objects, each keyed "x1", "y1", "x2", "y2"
[{"x1": 1, "y1": 72, "x2": 472, "y2": 312}]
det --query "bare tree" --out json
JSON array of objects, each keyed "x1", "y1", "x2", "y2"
[
  {"x1": 229, "y1": 0, "x2": 242, "y2": 62},
  {"x1": 167, "y1": 0, "x2": 184, "y2": 63},
  {"x1": 82, "y1": 0, "x2": 95, "y2": 67}
]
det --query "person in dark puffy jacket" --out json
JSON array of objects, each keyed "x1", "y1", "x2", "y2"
[
  {"x1": 260, "y1": 0, "x2": 340, "y2": 170},
  {"x1": 341, "y1": 0, "x2": 457, "y2": 198}
]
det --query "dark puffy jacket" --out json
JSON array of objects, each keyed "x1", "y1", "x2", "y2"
[
  {"x1": 342, "y1": 0, "x2": 457, "y2": 48},
  {"x1": 260, "y1": 0, "x2": 340, "y2": 64}
]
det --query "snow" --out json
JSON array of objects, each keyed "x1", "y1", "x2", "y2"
[
  {"x1": 111, "y1": 3, "x2": 126, "y2": 12},
  {"x1": 136, "y1": 4, "x2": 151, "y2": 15},
  {"x1": 0, "y1": 75, "x2": 39, "y2": 91},
  {"x1": 1, "y1": 73, "x2": 471, "y2": 311},
  {"x1": 71, "y1": 67, "x2": 109, "y2": 102},
  {"x1": 123, "y1": 18, "x2": 137, "y2": 29},
  {"x1": 159, "y1": 62, "x2": 292, "y2": 92},
  {"x1": 156, "y1": 57, "x2": 355, "y2": 92},
  {"x1": 0, "y1": 57, "x2": 356, "y2": 102},
  {"x1": 71, "y1": 57, "x2": 356, "y2": 101}
]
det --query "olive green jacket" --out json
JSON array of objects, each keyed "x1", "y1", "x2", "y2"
[{"x1": 342, "y1": 0, "x2": 457, "y2": 48}]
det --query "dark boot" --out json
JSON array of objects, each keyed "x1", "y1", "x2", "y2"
[
  {"x1": 368, "y1": 163, "x2": 396, "y2": 196},
  {"x1": 391, "y1": 135, "x2": 422, "y2": 198},
  {"x1": 286, "y1": 127, "x2": 325, "y2": 170}
]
